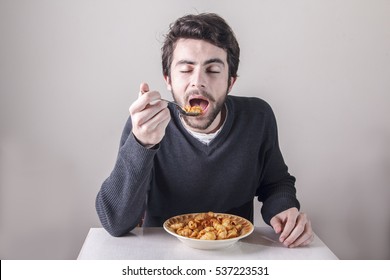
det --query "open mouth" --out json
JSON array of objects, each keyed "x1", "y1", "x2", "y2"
[{"x1": 188, "y1": 96, "x2": 209, "y2": 112}]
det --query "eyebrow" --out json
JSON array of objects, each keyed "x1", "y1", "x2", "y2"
[{"x1": 175, "y1": 58, "x2": 226, "y2": 67}]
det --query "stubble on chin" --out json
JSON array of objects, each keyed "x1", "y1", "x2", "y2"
[
  {"x1": 182, "y1": 98, "x2": 225, "y2": 131},
  {"x1": 172, "y1": 87, "x2": 229, "y2": 132}
]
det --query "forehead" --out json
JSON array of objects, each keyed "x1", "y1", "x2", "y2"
[{"x1": 172, "y1": 38, "x2": 228, "y2": 63}]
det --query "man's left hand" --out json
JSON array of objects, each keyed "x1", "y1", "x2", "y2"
[{"x1": 270, "y1": 207, "x2": 314, "y2": 248}]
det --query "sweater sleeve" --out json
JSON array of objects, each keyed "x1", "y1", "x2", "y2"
[
  {"x1": 256, "y1": 105, "x2": 300, "y2": 225},
  {"x1": 95, "y1": 117, "x2": 157, "y2": 236}
]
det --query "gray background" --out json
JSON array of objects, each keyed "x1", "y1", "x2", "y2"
[{"x1": 1, "y1": 0, "x2": 389, "y2": 259}]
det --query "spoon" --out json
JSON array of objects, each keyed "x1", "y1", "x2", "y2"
[{"x1": 161, "y1": 99, "x2": 203, "y2": 116}]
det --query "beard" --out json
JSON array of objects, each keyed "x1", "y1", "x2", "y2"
[{"x1": 172, "y1": 88, "x2": 228, "y2": 131}]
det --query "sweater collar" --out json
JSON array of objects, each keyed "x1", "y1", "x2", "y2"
[{"x1": 180, "y1": 104, "x2": 228, "y2": 145}]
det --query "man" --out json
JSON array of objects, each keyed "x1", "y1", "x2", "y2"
[{"x1": 96, "y1": 13, "x2": 313, "y2": 248}]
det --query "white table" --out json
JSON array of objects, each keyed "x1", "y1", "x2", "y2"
[{"x1": 77, "y1": 227, "x2": 338, "y2": 260}]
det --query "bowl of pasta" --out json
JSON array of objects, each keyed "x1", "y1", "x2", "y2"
[{"x1": 163, "y1": 212, "x2": 254, "y2": 250}]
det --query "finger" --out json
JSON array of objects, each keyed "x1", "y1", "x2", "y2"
[
  {"x1": 282, "y1": 213, "x2": 309, "y2": 247},
  {"x1": 140, "y1": 82, "x2": 150, "y2": 94},
  {"x1": 270, "y1": 217, "x2": 283, "y2": 234},
  {"x1": 142, "y1": 104, "x2": 170, "y2": 129},
  {"x1": 301, "y1": 234, "x2": 315, "y2": 246},
  {"x1": 153, "y1": 108, "x2": 171, "y2": 130},
  {"x1": 132, "y1": 100, "x2": 168, "y2": 127},
  {"x1": 288, "y1": 223, "x2": 314, "y2": 248},
  {"x1": 279, "y1": 213, "x2": 298, "y2": 243},
  {"x1": 289, "y1": 232, "x2": 314, "y2": 248},
  {"x1": 130, "y1": 90, "x2": 162, "y2": 115},
  {"x1": 136, "y1": 108, "x2": 171, "y2": 144},
  {"x1": 283, "y1": 224, "x2": 306, "y2": 247}
]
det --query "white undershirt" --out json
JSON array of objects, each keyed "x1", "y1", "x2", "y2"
[{"x1": 182, "y1": 105, "x2": 228, "y2": 145}]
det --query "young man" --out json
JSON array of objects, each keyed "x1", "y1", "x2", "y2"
[{"x1": 96, "y1": 13, "x2": 313, "y2": 248}]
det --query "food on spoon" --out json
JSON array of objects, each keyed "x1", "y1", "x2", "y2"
[{"x1": 184, "y1": 105, "x2": 203, "y2": 115}]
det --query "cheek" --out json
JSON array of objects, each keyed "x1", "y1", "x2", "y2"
[
  {"x1": 170, "y1": 77, "x2": 188, "y2": 92},
  {"x1": 215, "y1": 78, "x2": 230, "y2": 93}
]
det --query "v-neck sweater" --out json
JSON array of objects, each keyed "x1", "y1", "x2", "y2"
[{"x1": 96, "y1": 95, "x2": 300, "y2": 237}]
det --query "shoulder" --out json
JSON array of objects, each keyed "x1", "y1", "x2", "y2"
[
  {"x1": 227, "y1": 95, "x2": 275, "y2": 118},
  {"x1": 226, "y1": 95, "x2": 279, "y2": 137}
]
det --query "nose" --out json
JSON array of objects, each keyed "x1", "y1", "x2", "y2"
[{"x1": 190, "y1": 69, "x2": 206, "y2": 88}]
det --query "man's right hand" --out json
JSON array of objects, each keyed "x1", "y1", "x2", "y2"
[{"x1": 129, "y1": 83, "x2": 171, "y2": 147}]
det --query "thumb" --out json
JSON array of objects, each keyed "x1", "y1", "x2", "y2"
[
  {"x1": 270, "y1": 217, "x2": 283, "y2": 234},
  {"x1": 139, "y1": 82, "x2": 149, "y2": 94}
]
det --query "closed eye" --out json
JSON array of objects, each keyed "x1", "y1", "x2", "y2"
[{"x1": 206, "y1": 65, "x2": 222, "y2": 74}]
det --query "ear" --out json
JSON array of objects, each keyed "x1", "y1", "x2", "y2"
[
  {"x1": 227, "y1": 77, "x2": 237, "y2": 93},
  {"x1": 164, "y1": 75, "x2": 172, "y2": 91}
]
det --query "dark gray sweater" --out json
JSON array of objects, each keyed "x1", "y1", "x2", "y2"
[{"x1": 96, "y1": 95, "x2": 300, "y2": 237}]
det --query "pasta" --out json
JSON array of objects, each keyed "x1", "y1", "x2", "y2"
[
  {"x1": 169, "y1": 212, "x2": 244, "y2": 240},
  {"x1": 184, "y1": 105, "x2": 203, "y2": 114}
]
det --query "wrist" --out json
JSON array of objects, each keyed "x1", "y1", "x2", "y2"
[{"x1": 132, "y1": 133, "x2": 158, "y2": 149}]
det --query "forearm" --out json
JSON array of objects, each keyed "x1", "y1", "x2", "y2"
[
  {"x1": 96, "y1": 133, "x2": 157, "y2": 236},
  {"x1": 259, "y1": 178, "x2": 300, "y2": 225},
  {"x1": 257, "y1": 120, "x2": 300, "y2": 225}
]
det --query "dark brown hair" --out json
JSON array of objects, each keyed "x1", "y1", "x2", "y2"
[{"x1": 162, "y1": 13, "x2": 240, "y2": 79}]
